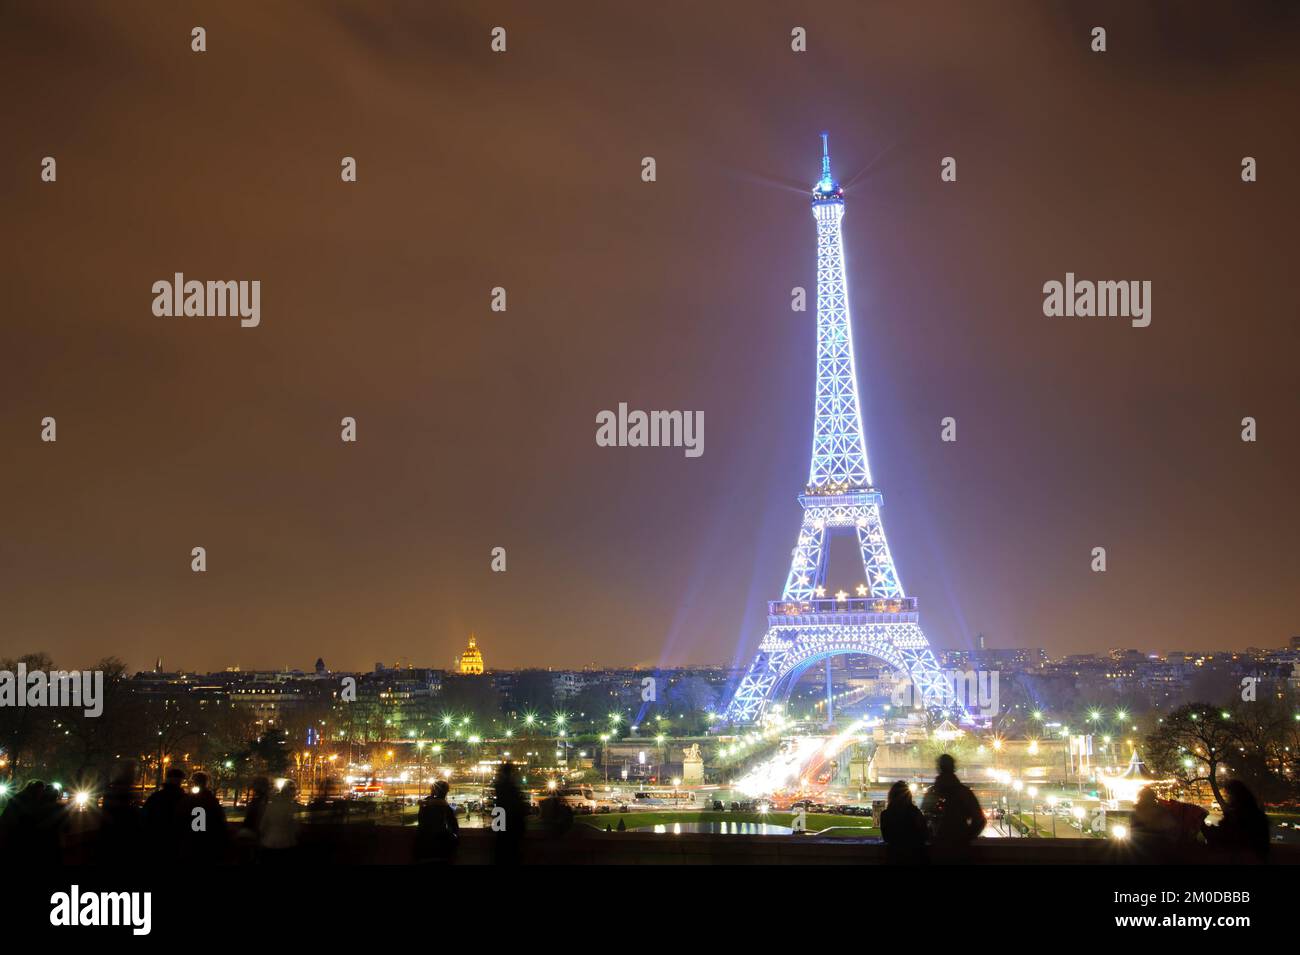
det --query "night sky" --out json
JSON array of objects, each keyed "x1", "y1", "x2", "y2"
[{"x1": 2, "y1": 2, "x2": 1297, "y2": 673}]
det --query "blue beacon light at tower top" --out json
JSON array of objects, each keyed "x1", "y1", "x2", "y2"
[{"x1": 812, "y1": 131, "x2": 844, "y2": 201}]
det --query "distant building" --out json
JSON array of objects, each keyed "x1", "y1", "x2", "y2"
[
  {"x1": 456, "y1": 634, "x2": 485, "y2": 675},
  {"x1": 554, "y1": 671, "x2": 586, "y2": 699},
  {"x1": 943, "y1": 646, "x2": 1046, "y2": 671}
]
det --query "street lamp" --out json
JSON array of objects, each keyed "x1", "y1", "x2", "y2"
[{"x1": 1046, "y1": 795, "x2": 1058, "y2": 838}]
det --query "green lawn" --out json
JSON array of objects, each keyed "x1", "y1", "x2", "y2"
[
  {"x1": 1006, "y1": 811, "x2": 1074, "y2": 838},
  {"x1": 577, "y1": 810, "x2": 875, "y2": 837}
]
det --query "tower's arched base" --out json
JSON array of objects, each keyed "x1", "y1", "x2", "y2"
[{"x1": 726, "y1": 622, "x2": 962, "y2": 724}]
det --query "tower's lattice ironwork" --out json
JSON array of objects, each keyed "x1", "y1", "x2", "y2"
[{"x1": 726, "y1": 134, "x2": 963, "y2": 724}]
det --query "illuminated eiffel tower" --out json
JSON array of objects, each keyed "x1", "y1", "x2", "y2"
[{"x1": 725, "y1": 135, "x2": 963, "y2": 725}]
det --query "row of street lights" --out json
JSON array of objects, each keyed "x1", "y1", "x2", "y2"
[{"x1": 989, "y1": 770, "x2": 1105, "y2": 839}]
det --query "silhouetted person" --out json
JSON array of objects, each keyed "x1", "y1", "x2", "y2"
[
  {"x1": 143, "y1": 766, "x2": 189, "y2": 862},
  {"x1": 538, "y1": 788, "x2": 574, "y2": 838},
  {"x1": 921, "y1": 754, "x2": 984, "y2": 862},
  {"x1": 1127, "y1": 786, "x2": 1178, "y2": 862},
  {"x1": 0, "y1": 780, "x2": 63, "y2": 863},
  {"x1": 1205, "y1": 780, "x2": 1269, "y2": 862},
  {"x1": 1162, "y1": 796, "x2": 1209, "y2": 847},
  {"x1": 96, "y1": 761, "x2": 143, "y2": 865},
  {"x1": 415, "y1": 780, "x2": 460, "y2": 863},
  {"x1": 491, "y1": 762, "x2": 527, "y2": 865},
  {"x1": 238, "y1": 776, "x2": 271, "y2": 863},
  {"x1": 186, "y1": 771, "x2": 229, "y2": 864},
  {"x1": 880, "y1": 780, "x2": 928, "y2": 865},
  {"x1": 260, "y1": 781, "x2": 300, "y2": 863}
]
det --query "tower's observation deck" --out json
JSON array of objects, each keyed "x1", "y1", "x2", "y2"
[{"x1": 767, "y1": 596, "x2": 919, "y2": 626}]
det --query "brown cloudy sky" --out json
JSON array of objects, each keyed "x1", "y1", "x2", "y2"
[{"x1": 1, "y1": 1, "x2": 1297, "y2": 673}]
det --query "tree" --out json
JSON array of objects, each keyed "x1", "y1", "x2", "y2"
[
  {"x1": 505, "y1": 670, "x2": 558, "y2": 716},
  {"x1": 0, "y1": 652, "x2": 57, "y2": 776},
  {"x1": 143, "y1": 693, "x2": 205, "y2": 786},
  {"x1": 248, "y1": 727, "x2": 292, "y2": 778},
  {"x1": 61, "y1": 657, "x2": 150, "y2": 784},
  {"x1": 1220, "y1": 697, "x2": 1299, "y2": 802},
  {"x1": 1145, "y1": 703, "x2": 1235, "y2": 807},
  {"x1": 438, "y1": 674, "x2": 503, "y2": 728}
]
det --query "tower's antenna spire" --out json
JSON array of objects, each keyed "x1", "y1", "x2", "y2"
[{"x1": 821, "y1": 131, "x2": 831, "y2": 179}]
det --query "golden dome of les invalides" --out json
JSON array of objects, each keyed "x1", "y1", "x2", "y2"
[{"x1": 456, "y1": 634, "x2": 485, "y2": 675}]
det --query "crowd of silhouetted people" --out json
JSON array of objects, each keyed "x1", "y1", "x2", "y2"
[
  {"x1": 0, "y1": 758, "x2": 542, "y2": 866},
  {"x1": 879, "y1": 753, "x2": 1273, "y2": 864},
  {"x1": 0, "y1": 760, "x2": 300, "y2": 865},
  {"x1": 0, "y1": 754, "x2": 1277, "y2": 865}
]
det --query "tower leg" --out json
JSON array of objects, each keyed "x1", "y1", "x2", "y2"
[{"x1": 824, "y1": 657, "x2": 834, "y2": 726}]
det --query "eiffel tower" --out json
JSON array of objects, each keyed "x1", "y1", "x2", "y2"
[{"x1": 725, "y1": 134, "x2": 963, "y2": 725}]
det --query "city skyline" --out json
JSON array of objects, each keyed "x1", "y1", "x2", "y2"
[
  {"x1": 3, "y1": 4, "x2": 1297, "y2": 675},
  {"x1": 22, "y1": 634, "x2": 1298, "y2": 680}
]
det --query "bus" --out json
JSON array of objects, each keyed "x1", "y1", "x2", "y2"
[
  {"x1": 633, "y1": 789, "x2": 694, "y2": 806},
  {"x1": 349, "y1": 781, "x2": 384, "y2": 799},
  {"x1": 558, "y1": 786, "x2": 598, "y2": 810}
]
